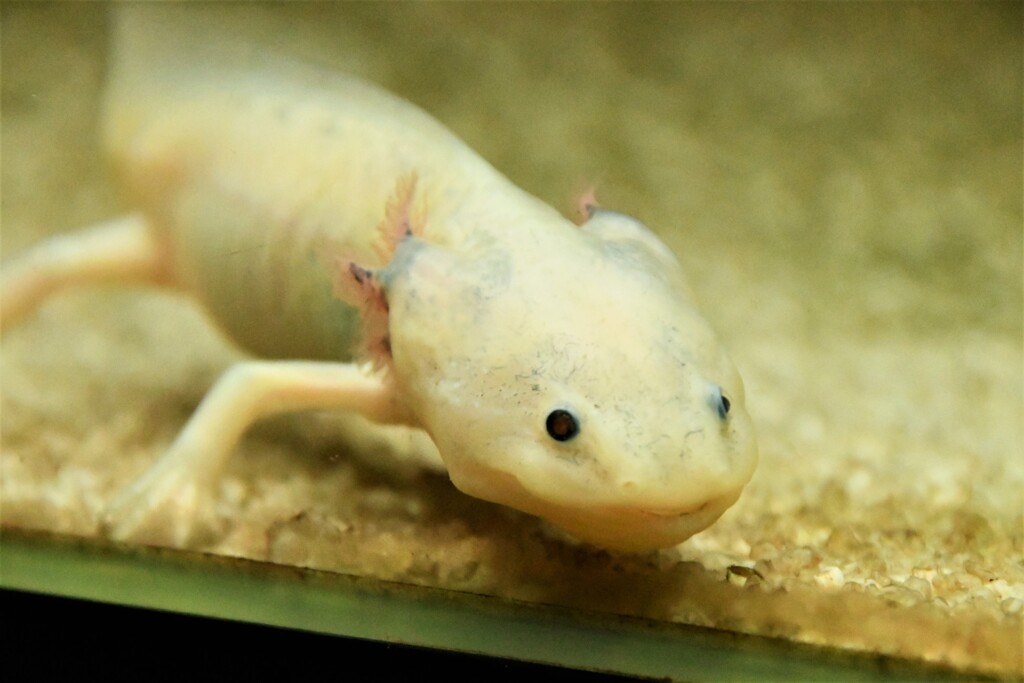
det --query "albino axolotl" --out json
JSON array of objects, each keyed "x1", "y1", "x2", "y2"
[{"x1": 0, "y1": 15, "x2": 757, "y2": 553}]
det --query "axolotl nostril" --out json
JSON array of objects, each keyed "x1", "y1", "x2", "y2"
[{"x1": 0, "y1": 9, "x2": 757, "y2": 552}]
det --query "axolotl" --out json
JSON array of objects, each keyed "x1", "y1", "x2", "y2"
[{"x1": 0, "y1": 21, "x2": 757, "y2": 553}]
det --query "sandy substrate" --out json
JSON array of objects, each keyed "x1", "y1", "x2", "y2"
[{"x1": 2, "y1": 3, "x2": 1020, "y2": 677}]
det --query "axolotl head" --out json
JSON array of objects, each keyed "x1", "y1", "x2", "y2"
[{"x1": 382, "y1": 206, "x2": 757, "y2": 552}]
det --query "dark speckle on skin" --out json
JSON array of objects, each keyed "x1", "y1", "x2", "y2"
[
  {"x1": 683, "y1": 429, "x2": 705, "y2": 457},
  {"x1": 642, "y1": 433, "x2": 670, "y2": 452}
]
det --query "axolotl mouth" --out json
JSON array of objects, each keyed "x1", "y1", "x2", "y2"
[
  {"x1": 448, "y1": 462, "x2": 743, "y2": 552},
  {"x1": 537, "y1": 492, "x2": 743, "y2": 552}
]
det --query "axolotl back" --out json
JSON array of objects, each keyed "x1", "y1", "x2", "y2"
[{"x1": 1, "y1": 10, "x2": 757, "y2": 552}]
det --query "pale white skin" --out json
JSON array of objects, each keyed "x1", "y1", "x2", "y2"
[{"x1": 0, "y1": 13, "x2": 757, "y2": 552}]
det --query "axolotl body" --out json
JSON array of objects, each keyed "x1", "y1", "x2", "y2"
[{"x1": 0, "y1": 23, "x2": 757, "y2": 552}]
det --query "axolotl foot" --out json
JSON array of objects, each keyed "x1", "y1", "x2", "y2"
[{"x1": 98, "y1": 444, "x2": 224, "y2": 548}]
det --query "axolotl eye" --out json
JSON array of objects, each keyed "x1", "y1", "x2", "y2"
[
  {"x1": 708, "y1": 385, "x2": 732, "y2": 421},
  {"x1": 546, "y1": 408, "x2": 580, "y2": 442}
]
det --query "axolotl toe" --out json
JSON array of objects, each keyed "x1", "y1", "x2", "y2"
[{"x1": 0, "y1": 8, "x2": 756, "y2": 552}]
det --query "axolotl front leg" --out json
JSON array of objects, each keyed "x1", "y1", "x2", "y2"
[
  {"x1": 0, "y1": 211, "x2": 412, "y2": 546},
  {"x1": 101, "y1": 359, "x2": 407, "y2": 544}
]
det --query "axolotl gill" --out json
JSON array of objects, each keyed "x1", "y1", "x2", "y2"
[{"x1": 0, "y1": 14, "x2": 757, "y2": 553}]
